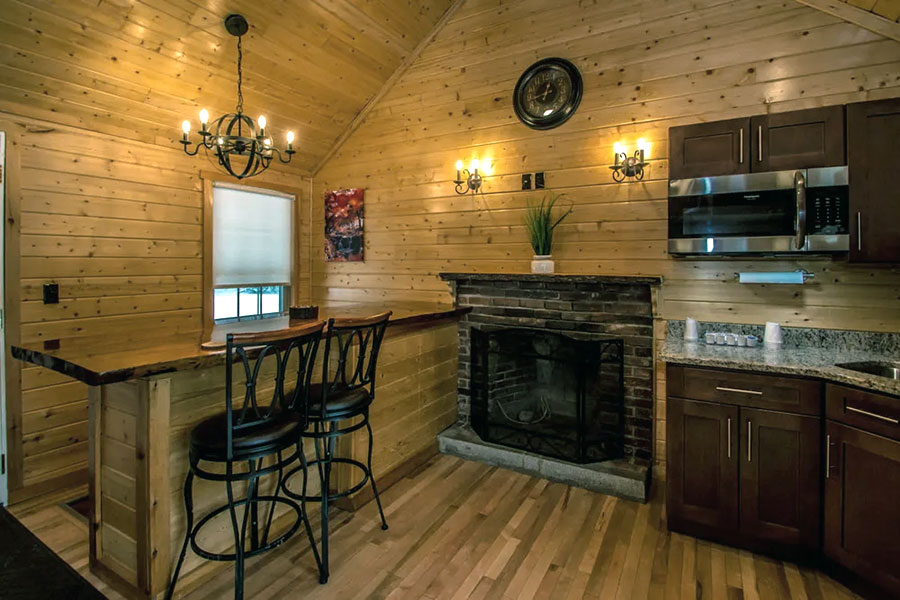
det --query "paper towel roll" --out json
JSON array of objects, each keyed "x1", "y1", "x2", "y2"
[{"x1": 738, "y1": 271, "x2": 805, "y2": 284}]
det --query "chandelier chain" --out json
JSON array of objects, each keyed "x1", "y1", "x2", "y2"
[{"x1": 235, "y1": 35, "x2": 244, "y2": 115}]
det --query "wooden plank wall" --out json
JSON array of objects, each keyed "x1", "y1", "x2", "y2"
[
  {"x1": 314, "y1": 0, "x2": 900, "y2": 475},
  {"x1": 2, "y1": 114, "x2": 307, "y2": 503},
  {"x1": 0, "y1": 0, "x2": 323, "y2": 501}
]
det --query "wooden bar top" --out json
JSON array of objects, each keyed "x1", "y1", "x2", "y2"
[{"x1": 10, "y1": 302, "x2": 469, "y2": 386}]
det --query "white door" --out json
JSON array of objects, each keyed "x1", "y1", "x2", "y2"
[{"x1": 0, "y1": 130, "x2": 7, "y2": 506}]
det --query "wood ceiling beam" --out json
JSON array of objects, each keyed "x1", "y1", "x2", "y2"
[
  {"x1": 312, "y1": 0, "x2": 468, "y2": 177},
  {"x1": 796, "y1": 0, "x2": 900, "y2": 42}
]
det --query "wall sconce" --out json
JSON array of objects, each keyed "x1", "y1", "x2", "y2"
[
  {"x1": 454, "y1": 159, "x2": 483, "y2": 194},
  {"x1": 610, "y1": 139, "x2": 649, "y2": 182}
]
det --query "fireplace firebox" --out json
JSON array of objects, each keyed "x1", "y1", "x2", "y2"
[{"x1": 470, "y1": 328, "x2": 625, "y2": 464}]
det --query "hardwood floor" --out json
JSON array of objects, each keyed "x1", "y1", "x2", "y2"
[{"x1": 12, "y1": 455, "x2": 861, "y2": 599}]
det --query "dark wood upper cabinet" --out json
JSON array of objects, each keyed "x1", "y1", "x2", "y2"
[
  {"x1": 847, "y1": 97, "x2": 900, "y2": 262},
  {"x1": 740, "y1": 408, "x2": 821, "y2": 553},
  {"x1": 750, "y1": 106, "x2": 845, "y2": 172},
  {"x1": 824, "y1": 421, "x2": 900, "y2": 597},
  {"x1": 669, "y1": 117, "x2": 751, "y2": 179},
  {"x1": 666, "y1": 396, "x2": 740, "y2": 536}
]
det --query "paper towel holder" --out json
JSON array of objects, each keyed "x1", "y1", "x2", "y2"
[{"x1": 733, "y1": 270, "x2": 814, "y2": 283}]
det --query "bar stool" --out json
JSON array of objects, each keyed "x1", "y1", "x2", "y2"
[
  {"x1": 165, "y1": 321, "x2": 326, "y2": 600},
  {"x1": 281, "y1": 311, "x2": 391, "y2": 584}
]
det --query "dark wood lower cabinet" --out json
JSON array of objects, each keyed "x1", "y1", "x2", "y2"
[
  {"x1": 667, "y1": 365, "x2": 900, "y2": 598},
  {"x1": 666, "y1": 397, "x2": 739, "y2": 535},
  {"x1": 824, "y1": 421, "x2": 900, "y2": 597},
  {"x1": 740, "y1": 408, "x2": 820, "y2": 552}
]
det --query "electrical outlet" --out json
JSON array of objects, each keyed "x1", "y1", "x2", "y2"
[
  {"x1": 43, "y1": 283, "x2": 59, "y2": 305},
  {"x1": 535, "y1": 172, "x2": 545, "y2": 189},
  {"x1": 521, "y1": 173, "x2": 532, "y2": 190}
]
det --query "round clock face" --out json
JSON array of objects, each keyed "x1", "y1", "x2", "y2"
[{"x1": 513, "y1": 58, "x2": 583, "y2": 130}]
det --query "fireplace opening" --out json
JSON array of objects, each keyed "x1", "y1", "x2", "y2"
[{"x1": 470, "y1": 328, "x2": 625, "y2": 464}]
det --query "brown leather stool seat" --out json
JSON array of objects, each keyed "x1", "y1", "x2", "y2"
[
  {"x1": 305, "y1": 383, "x2": 371, "y2": 418},
  {"x1": 190, "y1": 409, "x2": 304, "y2": 460}
]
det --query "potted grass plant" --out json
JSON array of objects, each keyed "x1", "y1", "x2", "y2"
[{"x1": 525, "y1": 192, "x2": 573, "y2": 274}]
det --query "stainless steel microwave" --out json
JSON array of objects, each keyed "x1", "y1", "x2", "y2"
[{"x1": 668, "y1": 167, "x2": 849, "y2": 255}]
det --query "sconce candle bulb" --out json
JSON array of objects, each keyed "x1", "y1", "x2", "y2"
[
  {"x1": 453, "y1": 158, "x2": 484, "y2": 194},
  {"x1": 199, "y1": 109, "x2": 209, "y2": 129}
]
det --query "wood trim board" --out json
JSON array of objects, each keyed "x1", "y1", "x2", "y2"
[{"x1": 797, "y1": 0, "x2": 900, "y2": 41}]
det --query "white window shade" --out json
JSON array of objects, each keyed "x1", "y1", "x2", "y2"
[{"x1": 213, "y1": 183, "x2": 293, "y2": 287}]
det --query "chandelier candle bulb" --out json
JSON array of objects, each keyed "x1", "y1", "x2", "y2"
[
  {"x1": 455, "y1": 160, "x2": 463, "y2": 181},
  {"x1": 471, "y1": 158, "x2": 480, "y2": 172},
  {"x1": 258, "y1": 115, "x2": 266, "y2": 136},
  {"x1": 181, "y1": 120, "x2": 191, "y2": 141},
  {"x1": 286, "y1": 130, "x2": 295, "y2": 152},
  {"x1": 199, "y1": 109, "x2": 209, "y2": 130}
]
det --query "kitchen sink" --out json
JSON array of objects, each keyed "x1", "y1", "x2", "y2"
[{"x1": 835, "y1": 361, "x2": 900, "y2": 380}]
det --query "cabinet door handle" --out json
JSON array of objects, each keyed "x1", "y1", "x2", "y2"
[
  {"x1": 739, "y1": 128, "x2": 744, "y2": 164},
  {"x1": 727, "y1": 417, "x2": 732, "y2": 459},
  {"x1": 716, "y1": 386, "x2": 763, "y2": 396},
  {"x1": 825, "y1": 433, "x2": 831, "y2": 479},
  {"x1": 758, "y1": 125, "x2": 763, "y2": 162},
  {"x1": 747, "y1": 420, "x2": 752, "y2": 462},
  {"x1": 846, "y1": 405, "x2": 899, "y2": 424},
  {"x1": 856, "y1": 212, "x2": 862, "y2": 252}
]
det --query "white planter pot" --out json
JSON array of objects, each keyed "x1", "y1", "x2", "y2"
[{"x1": 531, "y1": 255, "x2": 555, "y2": 274}]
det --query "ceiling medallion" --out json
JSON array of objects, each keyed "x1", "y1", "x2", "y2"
[{"x1": 179, "y1": 14, "x2": 295, "y2": 179}]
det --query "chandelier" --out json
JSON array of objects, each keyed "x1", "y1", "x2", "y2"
[{"x1": 180, "y1": 14, "x2": 295, "y2": 179}]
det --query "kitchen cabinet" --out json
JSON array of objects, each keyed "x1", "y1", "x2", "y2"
[
  {"x1": 740, "y1": 407, "x2": 820, "y2": 552},
  {"x1": 669, "y1": 106, "x2": 846, "y2": 179},
  {"x1": 668, "y1": 118, "x2": 750, "y2": 179},
  {"x1": 847, "y1": 97, "x2": 900, "y2": 262},
  {"x1": 750, "y1": 106, "x2": 845, "y2": 172},
  {"x1": 666, "y1": 365, "x2": 822, "y2": 556},
  {"x1": 824, "y1": 384, "x2": 900, "y2": 597},
  {"x1": 666, "y1": 397, "x2": 739, "y2": 536}
]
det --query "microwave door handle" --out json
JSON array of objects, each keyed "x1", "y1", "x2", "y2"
[{"x1": 794, "y1": 170, "x2": 807, "y2": 250}]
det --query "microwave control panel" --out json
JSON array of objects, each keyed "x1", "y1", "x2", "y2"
[{"x1": 808, "y1": 185, "x2": 849, "y2": 235}]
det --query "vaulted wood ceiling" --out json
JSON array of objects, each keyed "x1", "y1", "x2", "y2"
[{"x1": 0, "y1": 0, "x2": 456, "y2": 173}]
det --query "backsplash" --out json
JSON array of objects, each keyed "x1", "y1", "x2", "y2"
[{"x1": 667, "y1": 321, "x2": 900, "y2": 356}]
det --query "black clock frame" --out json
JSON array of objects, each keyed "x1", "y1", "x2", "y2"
[{"x1": 513, "y1": 57, "x2": 583, "y2": 130}]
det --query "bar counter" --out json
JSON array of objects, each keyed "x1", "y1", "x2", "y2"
[{"x1": 11, "y1": 302, "x2": 469, "y2": 599}]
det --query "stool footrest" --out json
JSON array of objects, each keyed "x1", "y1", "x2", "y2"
[
  {"x1": 189, "y1": 496, "x2": 303, "y2": 562},
  {"x1": 281, "y1": 457, "x2": 371, "y2": 502}
]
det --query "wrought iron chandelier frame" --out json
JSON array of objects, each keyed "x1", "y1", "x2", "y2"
[{"x1": 180, "y1": 14, "x2": 295, "y2": 180}]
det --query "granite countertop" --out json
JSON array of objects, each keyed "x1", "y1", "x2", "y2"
[
  {"x1": 660, "y1": 337, "x2": 900, "y2": 397},
  {"x1": 10, "y1": 302, "x2": 470, "y2": 386},
  {"x1": 440, "y1": 272, "x2": 663, "y2": 286}
]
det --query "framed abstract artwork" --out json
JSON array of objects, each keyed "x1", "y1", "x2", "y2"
[{"x1": 324, "y1": 188, "x2": 364, "y2": 262}]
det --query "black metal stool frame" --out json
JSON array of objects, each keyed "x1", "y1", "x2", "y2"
[
  {"x1": 166, "y1": 321, "x2": 326, "y2": 600},
  {"x1": 281, "y1": 311, "x2": 391, "y2": 584}
]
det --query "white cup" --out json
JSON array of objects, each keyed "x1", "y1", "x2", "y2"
[
  {"x1": 705, "y1": 332, "x2": 717, "y2": 344},
  {"x1": 685, "y1": 318, "x2": 699, "y2": 341},
  {"x1": 737, "y1": 335, "x2": 747, "y2": 347},
  {"x1": 764, "y1": 322, "x2": 783, "y2": 345},
  {"x1": 716, "y1": 333, "x2": 726, "y2": 345},
  {"x1": 725, "y1": 333, "x2": 737, "y2": 346}
]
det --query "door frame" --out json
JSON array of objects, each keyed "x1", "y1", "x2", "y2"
[{"x1": 0, "y1": 130, "x2": 7, "y2": 505}]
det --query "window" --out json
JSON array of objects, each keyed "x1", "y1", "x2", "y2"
[{"x1": 210, "y1": 182, "x2": 294, "y2": 323}]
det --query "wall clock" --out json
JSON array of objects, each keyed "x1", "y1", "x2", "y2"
[{"x1": 513, "y1": 57, "x2": 583, "y2": 130}]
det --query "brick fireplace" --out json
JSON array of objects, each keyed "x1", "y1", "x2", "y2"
[{"x1": 440, "y1": 273, "x2": 661, "y2": 470}]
